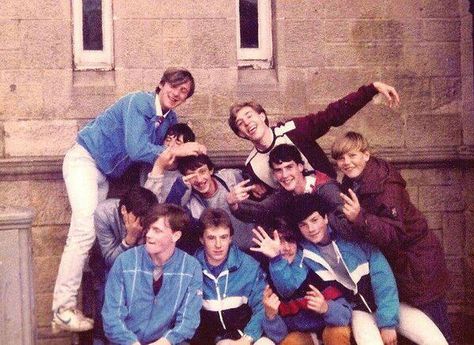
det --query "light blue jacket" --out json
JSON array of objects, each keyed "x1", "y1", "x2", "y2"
[
  {"x1": 102, "y1": 245, "x2": 203, "y2": 345},
  {"x1": 271, "y1": 232, "x2": 400, "y2": 329},
  {"x1": 195, "y1": 244, "x2": 266, "y2": 341},
  {"x1": 78, "y1": 91, "x2": 177, "y2": 178}
]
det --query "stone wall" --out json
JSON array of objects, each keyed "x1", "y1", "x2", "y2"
[{"x1": 0, "y1": 0, "x2": 472, "y2": 344}]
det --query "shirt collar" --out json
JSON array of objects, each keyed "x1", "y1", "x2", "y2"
[{"x1": 155, "y1": 94, "x2": 171, "y2": 119}]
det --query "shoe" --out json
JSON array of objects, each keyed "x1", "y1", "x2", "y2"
[{"x1": 51, "y1": 307, "x2": 94, "y2": 333}]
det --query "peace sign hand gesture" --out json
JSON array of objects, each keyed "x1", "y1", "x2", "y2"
[{"x1": 340, "y1": 188, "x2": 361, "y2": 222}]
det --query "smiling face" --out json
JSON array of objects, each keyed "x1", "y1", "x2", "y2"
[
  {"x1": 297, "y1": 211, "x2": 330, "y2": 245},
  {"x1": 279, "y1": 236, "x2": 297, "y2": 263},
  {"x1": 234, "y1": 106, "x2": 269, "y2": 143},
  {"x1": 336, "y1": 149, "x2": 370, "y2": 179},
  {"x1": 200, "y1": 225, "x2": 232, "y2": 267},
  {"x1": 271, "y1": 160, "x2": 306, "y2": 193},
  {"x1": 158, "y1": 81, "x2": 192, "y2": 112},
  {"x1": 145, "y1": 216, "x2": 181, "y2": 257},
  {"x1": 185, "y1": 164, "x2": 217, "y2": 197}
]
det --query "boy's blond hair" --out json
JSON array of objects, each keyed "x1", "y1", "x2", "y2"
[{"x1": 331, "y1": 131, "x2": 369, "y2": 160}]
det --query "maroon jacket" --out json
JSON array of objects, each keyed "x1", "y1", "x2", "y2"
[{"x1": 341, "y1": 157, "x2": 449, "y2": 306}]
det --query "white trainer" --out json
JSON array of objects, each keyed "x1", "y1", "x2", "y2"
[{"x1": 51, "y1": 307, "x2": 94, "y2": 333}]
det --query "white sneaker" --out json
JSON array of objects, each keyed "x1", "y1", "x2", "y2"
[{"x1": 51, "y1": 307, "x2": 94, "y2": 333}]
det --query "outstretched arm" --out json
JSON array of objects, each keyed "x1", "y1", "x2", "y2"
[{"x1": 292, "y1": 82, "x2": 399, "y2": 141}]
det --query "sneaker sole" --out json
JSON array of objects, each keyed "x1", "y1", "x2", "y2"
[{"x1": 51, "y1": 319, "x2": 93, "y2": 333}]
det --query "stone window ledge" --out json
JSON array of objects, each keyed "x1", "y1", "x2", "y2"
[{"x1": 0, "y1": 146, "x2": 473, "y2": 181}]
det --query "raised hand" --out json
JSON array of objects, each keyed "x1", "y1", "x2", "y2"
[
  {"x1": 226, "y1": 179, "x2": 255, "y2": 206},
  {"x1": 250, "y1": 226, "x2": 281, "y2": 259},
  {"x1": 372, "y1": 81, "x2": 400, "y2": 108},
  {"x1": 263, "y1": 285, "x2": 280, "y2": 320},
  {"x1": 340, "y1": 188, "x2": 361, "y2": 222},
  {"x1": 170, "y1": 142, "x2": 207, "y2": 157},
  {"x1": 305, "y1": 284, "x2": 328, "y2": 314}
]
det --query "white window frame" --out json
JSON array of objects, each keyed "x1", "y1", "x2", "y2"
[
  {"x1": 72, "y1": 0, "x2": 114, "y2": 70},
  {"x1": 236, "y1": 0, "x2": 273, "y2": 69}
]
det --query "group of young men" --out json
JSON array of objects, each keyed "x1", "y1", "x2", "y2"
[{"x1": 51, "y1": 68, "x2": 454, "y2": 345}]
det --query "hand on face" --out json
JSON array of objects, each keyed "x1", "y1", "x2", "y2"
[
  {"x1": 123, "y1": 212, "x2": 143, "y2": 246},
  {"x1": 170, "y1": 142, "x2": 207, "y2": 158}
]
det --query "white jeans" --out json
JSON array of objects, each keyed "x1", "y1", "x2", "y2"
[
  {"x1": 52, "y1": 143, "x2": 109, "y2": 311},
  {"x1": 352, "y1": 303, "x2": 448, "y2": 345}
]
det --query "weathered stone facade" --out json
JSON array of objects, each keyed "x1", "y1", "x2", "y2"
[{"x1": 0, "y1": 1, "x2": 472, "y2": 344}]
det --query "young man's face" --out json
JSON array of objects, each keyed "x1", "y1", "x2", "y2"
[
  {"x1": 145, "y1": 216, "x2": 181, "y2": 256},
  {"x1": 158, "y1": 81, "x2": 192, "y2": 111},
  {"x1": 279, "y1": 235, "x2": 297, "y2": 264},
  {"x1": 234, "y1": 106, "x2": 268, "y2": 143},
  {"x1": 336, "y1": 149, "x2": 370, "y2": 179},
  {"x1": 297, "y1": 211, "x2": 330, "y2": 245},
  {"x1": 185, "y1": 164, "x2": 216, "y2": 197},
  {"x1": 164, "y1": 134, "x2": 185, "y2": 148},
  {"x1": 200, "y1": 225, "x2": 232, "y2": 267},
  {"x1": 271, "y1": 160, "x2": 305, "y2": 193}
]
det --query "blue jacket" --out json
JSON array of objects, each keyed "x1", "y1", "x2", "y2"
[
  {"x1": 78, "y1": 91, "x2": 177, "y2": 178},
  {"x1": 193, "y1": 244, "x2": 266, "y2": 342},
  {"x1": 102, "y1": 245, "x2": 203, "y2": 345},
  {"x1": 271, "y1": 233, "x2": 399, "y2": 329},
  {"x1": 263, "y1": 250, "x2": 352, "y2": 343}
]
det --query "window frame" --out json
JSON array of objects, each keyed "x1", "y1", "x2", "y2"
[
  {"x1": 236, "y1": 0, "x2": 273, "y2": 69},
  {"x1": 72, "y1": 0, "x2": 114, "y2": 71}
]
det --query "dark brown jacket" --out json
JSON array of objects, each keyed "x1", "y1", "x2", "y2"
[{"x1": 341, "y1": 156, "x2": 449, "y2": 306}]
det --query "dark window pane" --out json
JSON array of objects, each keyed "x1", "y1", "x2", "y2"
[
  {"x1": 83, "y1": 0, "x2": 103, "y2": 50},
  {"x1": 239, "y1": 0, "x2": 258, "y2": 48}
]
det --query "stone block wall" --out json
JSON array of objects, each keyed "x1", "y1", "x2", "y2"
[{"x1": 0, "y1": 0, "x2": 472, "y2": 344}]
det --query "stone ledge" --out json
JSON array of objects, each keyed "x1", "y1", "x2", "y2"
[{"x1": 1, "y1": 146, "x2": 473, "y2": 181}]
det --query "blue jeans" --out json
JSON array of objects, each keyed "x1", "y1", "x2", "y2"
[
  {"x1": 419, "y1": 298, "x2": 454, "y2": 345},
  {"x1": 52, "y1": 143, "x2": 109, "y2": 310}
]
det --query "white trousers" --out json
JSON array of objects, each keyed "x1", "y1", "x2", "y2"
[
  {"x1": 352, "y1": 303, "x2": 448, "y2": 345},
  {"x1": 52, "y1": 143, "x2": 109, "y2": 311}
]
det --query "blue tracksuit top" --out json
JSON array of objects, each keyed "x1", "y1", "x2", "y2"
[
  {"x1": 271, "y1": 232, "x2": 400, "y2": 329},
  {"x1": 77, "y1": 91, "x2": 177, "y2": 178},
  {"x1": 194, "y1": 244, "x2": 267, "y2": 341},
  {"x1": 102, "y1": 245, "x2": 203, "y2": 345}
]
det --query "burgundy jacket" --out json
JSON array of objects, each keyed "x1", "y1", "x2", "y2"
[{"x1": 341, "y1": 157, "x2": 449, "y2": 306}]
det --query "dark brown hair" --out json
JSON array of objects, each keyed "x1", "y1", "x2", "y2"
[
  {"x1": 228, "y1": 101, "x2": 269, "y2": 138},
  {"x1": 142, "y1": 203, "x2": 190, "y2": 234},
  {"x1": 199, "y1": 208, "x2": 234, "y2": 237},
  {"x1": 155, "y1": 67, "x2": 195, "y2": 98}
]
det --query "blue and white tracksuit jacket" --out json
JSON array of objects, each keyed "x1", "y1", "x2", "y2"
[
  {"x1": 193, "y1": 244, "x2": 266, "y2": 342},
  {"x1": 271, "y1": 232, "x2": 400, "y2": 330},
  {"x1": 263, "y1": 249, "x2": 352, "y2": 343},
  {"x1": 102, "y1": 245, "x2": 203, "y2": 345},
  {"x1": 78, "y1": 91, "x2": 177, "y2": 178}
]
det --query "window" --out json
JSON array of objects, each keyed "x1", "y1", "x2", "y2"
[
  {"x1": 236, "y1": 0, "x2": 273, "y2": 68},
  {"x1": 73, "y1": 0, "x2": 114, "y2": 70}
]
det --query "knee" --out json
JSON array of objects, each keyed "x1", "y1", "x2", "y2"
[
  {"x1": 280, "y1": 332, "x2": 315, "y2": 345},
  {"x1": 322, "y1": 326, "x2": 351, "y2": 345}
]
